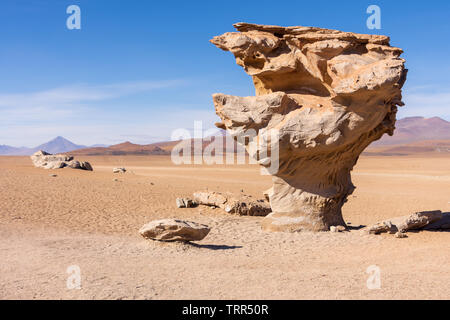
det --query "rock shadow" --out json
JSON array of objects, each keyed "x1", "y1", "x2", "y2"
[{"x1": 187, "y1": 243, "x2": 243, "y2": 250}]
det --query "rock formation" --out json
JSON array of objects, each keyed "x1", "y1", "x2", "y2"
[
  {"x1": 31, "y1": 150, "x2": 93, "y2": 171},
  {"x1": 211, "y1": 23, "x2": 407, "y2": 232},
  {"x1": 193, "y1": 191, "x2": 271, "y2": 216},
  {"x1": 139, "y1": 219, "x2": 210, "y2": 242}
]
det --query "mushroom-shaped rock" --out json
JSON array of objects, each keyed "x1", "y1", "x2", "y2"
[
  {"x1": 139, "y1": 219, "x2": 210, "y2": 242},
  {"x1": 211, "y1": 23, "x2": 407, "y2": 232}
]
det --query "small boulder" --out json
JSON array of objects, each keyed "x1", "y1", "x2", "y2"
[
  {"x1": 113, "y1": 167, "x2": 126, "y2": 174},
  {"x1": 67, "y1": 160, "x2": 81, "y2": 169},
  {"x1": 80, "y1": 161, "x2": 93, "y2": 171},
  {"x1": 330, "y1": 225, "x2": 346, "y2": 233},
  {"x1": 176, "y1": 198, "x2": 197, "y2": 208},
  {"x1": 395, "y1": 232, "x2": 408, "y2": 238},
  {"x1": 139, "y1": 219, "x2": 210, "y2": 242}
]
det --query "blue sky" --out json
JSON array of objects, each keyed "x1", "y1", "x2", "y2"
[{"x1": 1, "y1": 0, "x2": 449, "y2": 147}]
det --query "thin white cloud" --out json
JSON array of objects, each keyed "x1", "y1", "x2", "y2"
[
  {"x1": 0, "y1": 79, "x2": 184, "y2": 110},
  {"x1": 400, "y1": 89, "x2": 450, "y2": 120},
  {"x1": 0, "y1": 80, "x2": 194, "y2": 146},
  {"x1": 2, "y1": 107, "x2": 219, "y2": 147},
  {"x1": 7, "y1": 80, "x2": 447, "y2": 148}
]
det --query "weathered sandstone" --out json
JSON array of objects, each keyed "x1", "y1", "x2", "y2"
[
  {"x1": 361, "y1": 210, "x2": 443, "y2": 235},
  {"x1": 193, "y1": 191, "x2": 271, "y2": 216},
  {"x1": 211, "y1": 23, "x2": 407, "y2": 232},
  {"x1": 424, "y1": 212, "x2": 450, "y2": 230},
  {"x1": 139, "y1": 219, "x2": 210, "y2": 242}
]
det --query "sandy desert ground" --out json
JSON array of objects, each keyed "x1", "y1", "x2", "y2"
[{"x1": 0, "y1": 154, "x2": 449, "y2": 299}]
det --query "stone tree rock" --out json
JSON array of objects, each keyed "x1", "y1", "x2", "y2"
[{"x1": 211, "y1": 23, "x2": 407, "y2": 232}]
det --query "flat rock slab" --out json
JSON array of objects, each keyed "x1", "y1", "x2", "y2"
[
  {"x1": 193, "y1": 191, "x2": 271, "y2": 216},
  {"x1": 139, "y1": 219, "x2": 210, "y2": 242},
  {"x1": 362, "y1": 210, "x2": 443, "y2": 235}
]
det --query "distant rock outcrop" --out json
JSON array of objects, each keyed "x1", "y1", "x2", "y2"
[
  {"x1": 31, "y1": 150, "x2": 93, "y2": 171},
  {"x1": 211, "y1": 23, "x2": 407, "y2": 232}
]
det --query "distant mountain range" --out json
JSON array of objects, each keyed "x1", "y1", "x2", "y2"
[
  {"x1": 70, "y1": 141, "x2": 172, "y2": 156},
  {"x1": 373, "y1": 116, "x2": 450, "y2": 145},
  {"x1": 365, "y1": 139, "x2": 450, "y2": 156},
  {"x1": 0, "y1": 136, "x2": 108, "y2": 156},
  {"x1": 1, "y1": 117, "x2": 449, "y2": 156}
]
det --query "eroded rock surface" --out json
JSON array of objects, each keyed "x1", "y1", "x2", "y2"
[
  {"x1": 424, "y1": 212, "x2": 450, "y2": 230},
  {"x1": 139, "y1": 219, "x2": 210, "y2": 242},
  {"x1": 31, "y1": 150, "x2": 93, "y2": 171},
  {"x1": 211, "y1": 23, "x2": 407, "y2": 232},
  {"x1": 176, "y1": 198, "x2": 197, "y2": 208},
  {"x1": 193, "y1": 191, "x2": 271, "y2": 216},
  {"x1": 361, "y1": 210, "x2": 444, "y2": 235}
]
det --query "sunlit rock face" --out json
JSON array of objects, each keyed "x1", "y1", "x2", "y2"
[{"x1": 211, "y1": 23, "x2": 407, "y2": 232}]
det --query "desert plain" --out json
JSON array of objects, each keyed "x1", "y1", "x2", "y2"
[{"x1": 0, "y1": 153, "x2": 449, "y2": 299}]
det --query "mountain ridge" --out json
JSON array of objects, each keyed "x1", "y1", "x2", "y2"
[
  {"x1": 1, "y1": 116, "x2": 449, "y2": 156},
  {"x1": 373, "y1": 116, "x2": 450, "y2": 146},
  {"x1": 0, "y1": 137, "x2": 107, "y2": 156}
]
